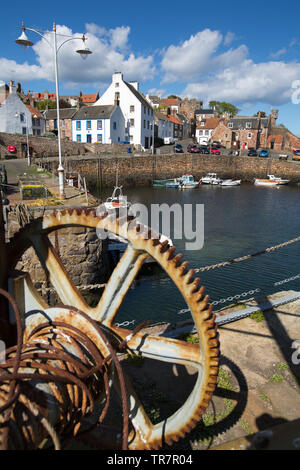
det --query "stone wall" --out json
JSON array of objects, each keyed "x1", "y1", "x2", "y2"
[
  {"x1": 39, "y1": 153, "x2": 300, "y2": 191},
  {"x1": 0, "y1": 132, "x2": 135, "y2": 160}
]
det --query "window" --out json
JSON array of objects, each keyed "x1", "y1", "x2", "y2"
[
  {"x1": 86, "y1": 120, "x2": 91, "y2": 130},
  {"x1": 36, "y1": 129, "x2": 40, "y2": 136},
  {"x1": 130, "y1": 119, "x2": 134, "y2": 127},
  {"x1": 87, "y1": 134, "x2": 92, "y2": 143},
  {"x1": 115, "y1": 82, "x2": 119, "y2": 87},
  {"x1": 199, "y1": 130, "x2": 203, "y2": 135},
  {"x1": 113, "y1": 122, "x2": 117, "y2": 130},
  {"x1": 130, "y1": 105, "x2": 135, "y2": 112},
  {"x1": 32, "y1": 118, "x2": 40, "y2": 127},
  {"x1": 147, "y1": 121, "x2": 149, "y2": 129},
  {"x1": 76, "y1": 135, "x2": 81, "y2": 142},
  {"x1": 144, "y1": 106, "x2": 146, "y2": 114},
  {"x1": 144, "y1": 120, "x2": 146, "y2": 128},
  {"x1": 22, "y1": 127, "x2": 27, "y2": 135},
  {"x1": 97, "y1": 134, "x2": 102, "y2": 143},
  {"x1": 248, "y1": 133, "x2": 252, "y2": 139},
  {"x1": 61, "y1": 119, "x2": 65, "y2": 129},
  {"x1": 205, "y1": 130, "x2": 209, "y2": 135},
  {"x1": 201, "y1": 121, "x2": 205, "y2": 126},
  {"x1": 246, "y1": 122, "x2": 252, "y2": 129},
  {"x1": 228, "y1": 123, "x2": 233, "y2": 128},
  {"x1": 20, "y1": 113, "x2": 25, "y2": 122},
  {"x1": 130, "y1": 135, "x2": 134, "y2": 142},
  {"x1": 76, "y1": 121, "x2": 81, "y2": 130},
  {"x1": 97, "y1": 120, "x2": 102, "y2": 130}
]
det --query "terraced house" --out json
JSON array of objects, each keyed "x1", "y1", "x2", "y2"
[{"x1": 71, "y1": 105, "x2": 124, "y2": 144}]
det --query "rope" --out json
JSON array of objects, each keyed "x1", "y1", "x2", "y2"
[{"x1": 194, "y1": 235, "x2": 300, "y2": 273}]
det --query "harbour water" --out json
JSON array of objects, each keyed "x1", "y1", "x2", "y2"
[{"x1": 96, "y1": 183, "x2": 300, "y2": 327}]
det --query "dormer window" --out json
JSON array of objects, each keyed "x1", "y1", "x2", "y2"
[
  {"x1": 246, "y1": 122, "x2": 252, "y2": 129},
  {"x1": 228, "y1": 122, "x2": 233, "y2": 128},
  {"x1": 201, "y1": 121, "x2": 205, "y2": 126}
]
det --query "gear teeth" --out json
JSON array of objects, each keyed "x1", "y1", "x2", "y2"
[
  {"x1": 184, "y1": 269, "x2": 195, "y2": 285},
  {"x1": 167, "y1": 246, "x2": 176, "y2": 260},
  {"x1": 151, "y1": 238, "x2": 160, "y2": 246},
  {"x1": 173, "y1": 253, "x2": 183, "y2": 267},
  {"x1": 159, "y1": 240, "x2": 169, "y2": 253},
  {"x1": 191, "y1": 277, "x2": 201, "y2": 293},
  {"x1": 178, "y1": 261, "x2": 190, "y2": 276}
]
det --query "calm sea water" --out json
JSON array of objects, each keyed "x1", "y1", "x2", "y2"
[{"x1": 95, "y1": 183, "x2": 300, "y2": 327}]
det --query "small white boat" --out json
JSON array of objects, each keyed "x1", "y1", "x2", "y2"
[
  {"x1": 267, "y1": 175, "x2": 290, "y2": 185},
  {"x1": 200, "y1": 173, "x2": 222, "y2": 185},
  {"x1": 221, "y1": 179, "x2": 241, "y2": 186},
  {"x1": 103, "y1": 186, "x2": 131, "y2": 212},
  {"x1": 178, "y1": 174, "x2": 199, "y2": 189}
]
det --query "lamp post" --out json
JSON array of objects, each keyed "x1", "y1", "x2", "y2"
[
  {"x1": 15, "y1": 112, "x2": 30, "y2": 166},
  {"x1": 15, "y1": 22, "x2": 92, "y2": 199}
]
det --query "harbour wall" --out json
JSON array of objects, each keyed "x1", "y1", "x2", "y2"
[{"x1": 39, "y1": 153, "x2": 300, "y2": 190}]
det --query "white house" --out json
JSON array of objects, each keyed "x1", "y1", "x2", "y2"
[
  {"x1": 154, "y1": 111, "x2": 174, "y2": 140},
  {"x1": 0, "y1": 81, "x2": 33, "y2": 135},
  {"x1": 71, "y1": 105, "x2": 124, "y2": 144},
  {"x1": 195, "y1": 118, "x2": 220, "y2": 145},
  {"x1": 94, "y1": 72, "x2": 154, "y2": 149}
]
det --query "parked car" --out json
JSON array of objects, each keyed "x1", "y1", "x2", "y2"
[
  {"x1": 279, "y1": 153, "x2": 288, "y2": 160},
  {"x1": 164, "y1": 137, "x2": 175, "y2": 145},
  {"x1": 292, "y1": 149, "x2": 300, "y2": 161},
  {"x1": 259, "y1": 149, "x2": 270, "y2": 158},
  {"x1": 199, "y1": 146, "x2": 210, "y2": 154},
  {"x1": 187, "y1": 145, "x2": 200, "y2": 153},
  {"x1": 209, "y1": 147, "x2": 221, "y2": 155},
  {"x1": 211, "y1": 141, "x2": 221, "y2": 148},
  {"x1": 248, "y1": 148, "x2": 258, "y2": 156},
  {"x1": 174, "y1": 143, "x2": 183, "y2": 153}
]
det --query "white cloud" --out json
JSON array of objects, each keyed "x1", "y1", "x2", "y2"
[
  {"x1": 161, "y1": 29, "x2": 248, "y2": 83},
  {"x1": 224, "y1": 32, "x2": 235, "y2": 46},
  {"x1": 270, "y1": 48, "x2": 287, "y2": 59},
  {"x1": 182, "y1": 60, "x2": 300, "y2": 106},
  {"x1": 0, "y1": 24, "x2": 155, "y2": 89},
  {"x1": 161, "y1": 29, "x2": 223, "y2": 82}
]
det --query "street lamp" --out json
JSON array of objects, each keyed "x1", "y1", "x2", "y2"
[
  {"x1": 15, "y1": 112, "x2": 30, "y2": 166},
  {"x1": 15, "y1": 22, "x2": 92, "y2": 199}
]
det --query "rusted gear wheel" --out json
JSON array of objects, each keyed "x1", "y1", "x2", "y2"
[{"x1": 7, "y1": 208, "x2": 219, "y2": 450}]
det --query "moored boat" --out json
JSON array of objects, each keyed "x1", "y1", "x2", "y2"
[
  {"x1": 221, "y1": 179, "x2": 241, "y2": 186},
  {"x1": 178, "y1": 174, "x2": 199, "y2": 189},
  {"x1": 200, "y1": 173, "x2": 222, "y2": 185},
  {"x1": 267, "y1": 175, "x2": 290, "y2": 185}
]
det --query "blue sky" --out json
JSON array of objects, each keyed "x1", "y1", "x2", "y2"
[{"x1": 1, "y1": 0, "x2": 300, "y2": 134}]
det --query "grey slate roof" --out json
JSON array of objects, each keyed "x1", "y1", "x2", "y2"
[
  {"x1": 227, "y1": 117, "x2": 260, "y2": 130},
  {"x1": 124, "y1": 82, "x2": 153, "y2": 109},
  {"x1": 72, "y1": 105, "x2": 117, "y2": 120},
  {"x1": 45, "y1": 108, "x2": 77, "y2": 120},
  {"x1": 195, "y1": 109, "x2": 215, "y2": 114}
]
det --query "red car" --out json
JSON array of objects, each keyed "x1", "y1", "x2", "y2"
[{"x1": 209, "y1": 147, "x2": 221, "y2": 155}]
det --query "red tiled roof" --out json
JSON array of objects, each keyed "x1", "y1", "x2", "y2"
[
  {"x1": 168, "y1": 115, "x2": 182, "y2": 125},
  {"x1": 160, "y1": 98, "x2": 179, "y2": 107},
  {"x1": 197, "y1": 118, "x2": 220, "y2": 130},
  {"x1": 33, "y1": 92, "x2": 56, "y2": 100},
  {"x1": 81, "y1": 94, "x2": 98, "y2": 103},
  {"x1": 26, "y1": 105, "x2": 44, "y2": 119}
]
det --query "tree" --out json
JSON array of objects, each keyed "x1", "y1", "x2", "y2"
[
  {"x1": 253, "y1": 111, "x2": 266, "y2": 117},
  {"x1": 208, "y1": 100, "x2": 239, "y2": 115},
  {"x1": 37, "y1": 99, "x2": 71, "y2": 111},
  {"x1": 167, "y1": 95, "x2": 180, "y2": 100}
]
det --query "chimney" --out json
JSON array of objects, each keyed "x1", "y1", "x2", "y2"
[
  {"x1": 112, "y1": 72, "x2": 123, "y2": 84},
  {"x1": 9, "y1": 80, "x2": 16, "y2": 94}
]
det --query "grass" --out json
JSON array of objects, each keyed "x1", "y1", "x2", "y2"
[
  {"x1": 239, "y1": 418, "x2": 254, "y2": 435},
  {"x1": 177, "y1": 332, "x2": 199, "y2": 344},
  {"x1": 25, "y1": 165, "x2": 52, "y2": 177},
  {"x1": 249, "y1": 310, "x2": 265, "y2": 322},
  {"x1": 276, "y1": 362, "x2": 289, "y2": 371},
  {"x1": 270, "y1": 373, "x2": 284, "y2": 383},
  {"x1": 260, "y1": 393, "x2": 271, "y2": 403}
]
